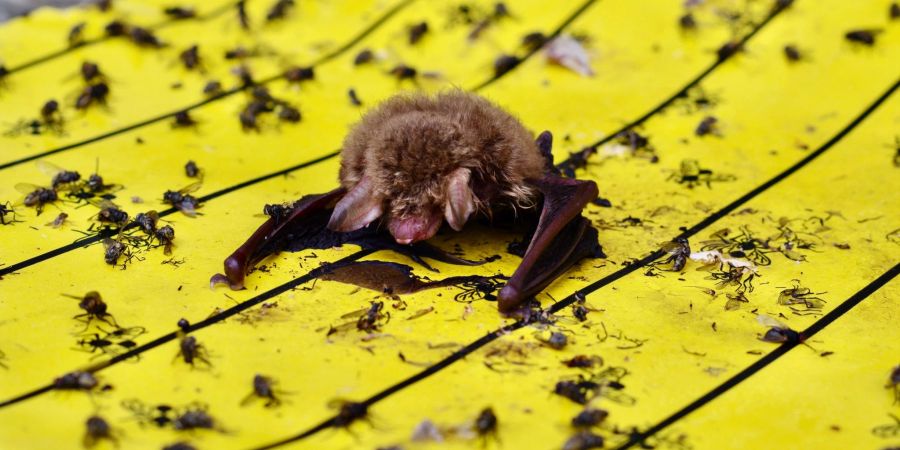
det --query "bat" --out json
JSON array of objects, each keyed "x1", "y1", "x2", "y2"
[{"x1": 212, "y1": 91, "x2": 602, "y2": 313}]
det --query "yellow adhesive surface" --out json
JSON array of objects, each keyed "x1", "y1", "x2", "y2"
[{"x1": 0, "y1": 1, "x2": 898, "y2": 449}]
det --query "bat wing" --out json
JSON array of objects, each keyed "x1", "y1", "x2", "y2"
[
  {"x1": 211, "y1": 187, "x2": 347, "y2": 290},
  {"x1": 497, "y1": 132, "x2": 602, "y2": 312}
]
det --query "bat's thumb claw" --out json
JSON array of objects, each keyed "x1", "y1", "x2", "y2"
[{"x1": 497, "y1": 284, "x2": 522, "y2": 313}]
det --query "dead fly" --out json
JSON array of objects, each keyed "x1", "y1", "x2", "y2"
[
  {"x1": 123, "y1": 400, "x2": 217, "y2": 431},
  {"x1": 357, "y1": 301, "x2": 388, "y2": 332},
  {"x1": 695, "y1": 116, "x2": 719, "y2": 137},
  {"x1": 614, "y1": 129, "x2": 657, "y2": 161},
  {"x1": 237, "y1": 0, "x2": 250, "y2": 29},
  {"x1": 554, "y1": 378, "x2": 600, "y2": 405},
  {"x1": 35, "y1": 160, "x2": 82, "y2": 191},
  {"x1": 845, "y1": 29, "x2": 880, "y2": 46},
  {"x1": 104, "y1": 20, "x2": 126, "y2": 36},
  {"x1": 284, "y1": 66, "x2": 314, "y2": 83},
  {"x1": 468, "y1": 3, "x2": 511, "y2": 41},
  {"x1": 474, "y1": 407, "x2": 498, "y2": 440},
  {"x1": 266, "y1": 0, "x2": 294, "y2": 22},
  {"x1": 783, "y1": 44, "x2": 802, "y2": 61},
  {"x1": 103, "y1": 238, "x2": 126, "y2": 265},
  {"x1": 240, "y1": 374, "x2": 285, "y2": 407},
  {"x1": 76, "y1": 326, "x2": 146, "y2": 359},
  {"x1": 175, "y1": 335, "x2": 212, "y2": 368},
  {"x1": 679, "y1": 13, "x2": 696, "y2": 29},
  {"x1": 75, "y1": 82, "x2": 110, "y2": 109},
  {"x1": 655, "y1": 237, "x2": 691, "y2": 271},
  {"x1": 53, "y1": 371, "x2": 99, "y2": 391},
  {"x1": 888, "y1": 365, "x2": 900, "y2": 404},
  {"x1": 172, "y1": 110, "x2": 197, "y2": 128},
  {"x1": 562, "y1": 355, "x2": 603, "y2": 369},
  {"x1": 521, "y1": 31, "x2": 547, "y2": 51},
  {"x1": 240, "y1": 99, "x2": 269, "y2": 130},
  {"x1": 80, "y1": 61, "x2": 104, "y2": 83},
  {"x1": 756, "y1": 314, "x2": 806, "y2": 345},
  {"x1": 330, "y1": 400, "x2": 369, "y2": 429},
  {"x1": 892, "y1": 2, "x2": 900, "y2": 19},
  {"x1": 96, "y1": 201, "x2": 130, "y2": 227},
  {"x1": 262, "y1": 203, "x2": 291, "y2": 224},
  {"x1": 348, "y1": 88, "x2": 362, "y2": 106},
  {"x1": 408, "y1": 21, "x2": 428, "y2": 45},
  {"x1": 1, "y1": 201, "x2": 20, "y2": 225},
  {"x1": 701, "y1": 227, "x2": 772, "y2": 266},
  {"x1": 203, "y1": 80, "x2": 222, "y2": 96},
  {"x1": 173, "y1": 405, "x2": 215, "y2": 430},
  {"x1": 41, "y1": 99, "x2": 62, "y2": 125},
  {"x1": 179, "y1": 45, "x2": 201, "y2": 70},
  {"x1": 668, "y1": 159, "x2": 735, "y2": 188},
  {"x1": 132, "y1": 210, "x2": 160, "y2": 235},
  {"x1": 716, "y1": 40, "x2": 742, "y2": 60},
  {"x1": 162, "y1": 182, "x2": 202, "y2": 216},
  {"x1": 164, "y1": 6, "x2": 196, "y2": 19},
  {"x1": 571, "y1": 408, "x2": 608, "y2": 428},
  {"x1": 83, "y1": 415, "x2": 117, "y2": 447},
  {"x1": 185, "y1": 161, "x2": 201, "y2": 178},
  {"x1": 68, "y1": 22, "x2": 86, "y2": 47},
  {"x1": 707, "y1": 264, "x2": 757, "y2": 293},
  {"x1": 64, "y1": 290, "x2": 119, "y2": 329},
  {"x1": 494, "y1": 54, "x2": 519, "y2": 77},
  {"x1": 562, "y1": 432, "x2": 604, "y2": 450},
  {"x1": 129, "y1": 26, "x2": 163, "y2": 47},
  {"x1": 278, "y1": 104, "x2": 301, "y2": 123},
  {"x1": 16, "y1": 184, "x2": 58, "y2": 214},
  {"x1": 96, "y1": 0, "x2": 112, "y2": 12},
  {"x1": 354, "y1": 48, "x2": 374, "y2": 65},
  {"x1": 156, "y1": 225, "x2": 176, "y2": 254},
  {"x1": 777, "y1": 280, "x2": 825, "y2": 310},
  {"x1": 389, "y1": 64, "x2": 418, "y2": 81}
]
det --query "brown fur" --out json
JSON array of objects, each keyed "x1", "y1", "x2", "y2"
[{"x1": 338, "y1": 90, "x2": 545, "y2": 219}]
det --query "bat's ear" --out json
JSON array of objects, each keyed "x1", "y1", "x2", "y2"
[
  {"x1": 444, "y1": 167, "x2": 475, "y2": 231},
  {"x1": 327, "y1": 176, "x2": 384, "y2": 232}
]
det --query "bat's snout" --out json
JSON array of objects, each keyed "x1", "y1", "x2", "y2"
[{"x1": 388, "y1": 210, "x2": 443, "y2": 245}]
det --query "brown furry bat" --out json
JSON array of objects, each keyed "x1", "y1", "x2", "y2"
[{"x1": 213, "y1": 91, "x2": 601, "y2": 313}]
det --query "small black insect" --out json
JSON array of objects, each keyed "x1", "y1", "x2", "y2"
[
  {"x1": 173, "y1": 407, "x2": 215, "y2": 430},
  {"x1": 354, "y1": 49, "x2": 374, "y2": 65},
  {"x1": 554, "y1": 379, "x2": 599, "y2": 404},
  {"x1": 357, "y1": 301, "x2": 386, "y2": 332},
  {"x1": 96, "y1": 0, "x2": 112, "y2": 11},
  {"x1": 262, "y1": 203, "x2": 291, "y2": 224},
  {"x1": 284, "y1": 66, "x2": 314, "y2": 83},
  {"x1": 695, "y1": 116, "x2": 719, "y2": 136},
  {"x1": 162, "y1": 182, "x2": 202, "y2": 216},
  {"x1": 275, "y1": 104, "x2": 299, "y2": 123},
  {"x1": 679, "y1": 13, "x2": 696, "y2": 29},
  {"x1": 185, "y1": 161, "x2": 200, "y2": 178},
  {"x1": 177, "y1": 318, "x2": 190, "y2": 330},
  {"x1": 77, "y1": 326, "x2": 145, "y2": 358},
  {"x1": 241, "y1": 374, "x2": 284, "y2": 407},
  {"x1": 757, "y1": 315, "x2": 805, "y2": 345},
  {"x1": 83, "y1": 415, "x2": 116, "y2": 447},
  {"x1": 105, "y1": 20, "x2": 127, "y2": 36},
  {"x1": 891, "y1": 2, "x2": 900, "y2": 19},
  {"x1": 668, "y1": 159, "x2": 734, "y2": 188},
  {"x1": 103, "y1": 238, "x2": 126, "y2": 265},
  {"x1": 888, "y1": 365, "x2": 900, "y2": 404},
  {"x1": 41, "y1": 99, "x2": 61, "y2": 124},
  {"x1": 68, "y1": 22, "x2": 86, "y2": 47},
  {"x1": 156, "y1": 225, "x2": 176, "y2": 255},
  {"x1": 0, "y1": 201, "x2": 17, "y2": 225},
  {"x1": 716, "y1": 40, "x2": 742, "y2": 60},
  {"x1": 521, "y1": 31, "x2": 547, "y2": 51},
  {"x1": 562, "y1": 355, "x2": 603, "y2": 369},
  {"x1": 172, "y1": 110, "x2": 197, "y2": 128},
  {"x1": 332, "y1": 401, "x2": 368, "y2": 428},
  {"x1": 784, "y1": 44, "x2": 801, "y2": 61},
  {"x1": 203, "y1": 80, "x2": 222, "y2": 96},
  {"x1": 474, "y1": 407, "x2": 498, "y2": 438},
  {"x1": 20, "y1": 185, "x2": 58, "y2": 214},
  {"x1": 266, "y1": 0, "x2": 294, "y2": 22},
  {"x1": 408, "y1": 21, "x2": 428, "y2": 45},
  {"x1": 845, "y1": 29, "x2": 880, "y2": 45},
  {"x1": 494, "y1": 54, "x2": 519, "y2": 77},
  {"x1": 348, "y1": 88, "x2": 362, "y2": 106},
  {"x1": 75, "y1": 82, "x2": 110, "y2": 109},
  {"x1": 65, "y1": 290, "x2": 119, "y2": 328},
  {"x1": 655, "y1": 237, "x2": 690, "y2": 271},
  {"x1": 240, "y1": 100, "x2": 269, "y2": 130},
  {"x1": 81, "y1": 61, "x2": 104, "y2": 83},
  {"x1": 389, "y1": 64, "x2": 417, "y2": 81},
  {"x1": 562, "y1": 432, "x2": 604, "y2": 450},
  {"x1": 129, "y1": 26, "x2": 163, "y2": 47},
  {"x1": 53, "y1": 371, "x2": 99, "y2": 390},
  {"x1": 132, "y1": 211, "x2": 159, "y2": 234},
  {"x1": 571, "y1": 408, "x2": 608, "y2": 428},
  {"x1": 164, "y1": 6, "x2": 196, "y2": 19},
  {"x1": 176, "y1": 335, "x2": 211, "y2": 367},
  {"x1": 237, "y1": 0, "x2": 250, "y2": 29},
  {"x1": 179, "y1": 45, "x2": 201, "y2": 70},
  {"x1": 97, "y1": 202, "x2": 129, "y2": 227}
]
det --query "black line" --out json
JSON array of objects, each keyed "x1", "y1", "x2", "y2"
[
  {"x1": 615, "y1": 262, "x2": 900, "y2": 450},
  {"x1": 0, "y1": 250, "x2": 373, "y2": 409},
  {"x1": 0, "y1": 149, "x2": 341, "y2": 277},
  {"x1": 555, "y1": 0, "x2": 788, "y2": 169},
  {"x1": 251, "y1": 72, "x2": 900, "y2": 449},
  {"x1": 0, "y1": 0, "x2": 415, "y2": 172},
  {"x1": 2, "y1": 0, "x2": 239, "y2": 77},
  {"x1": 470, "y1": 0, "x2": 598, "y2": 92}
]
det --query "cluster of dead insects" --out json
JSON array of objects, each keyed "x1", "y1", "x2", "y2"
[
  {"x1": 64, "y1": 290, "x2": 147, "y2": 359},
  {"x1": 563, "y1": 406, "x2": 608, "y2": 450},
  {"x1": 3, "y1": 98, "x2": 65, "y2": 137},
  {"x1": 72, "y1": 61, "x2": 110, "y2": 110},
  {"x1": 775, "y1": 279, "x2": 826, "y2": 315},
  {"x1": 667, "y1": 159, "x2": 735, "y2": 188},
  {"x1": 122, "y1": 399, "x2": 218, "y2": 431},
  {"x1": 14, "y1": 159, "x2": 116, "y2": 215},
  {"x1": 104, "y1": 19, "x2": 164, "y2": 48},
  {"x1": 326, "y1": 301, "x2": 391, "y2": 336},
  {"x1": 239, "y1": 86, "x2": 301, "y2": 131}
]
